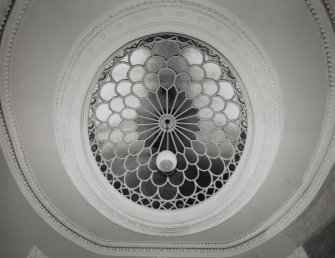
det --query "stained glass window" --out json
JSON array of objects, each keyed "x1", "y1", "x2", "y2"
[{"x1": 87, "y1": 34, "x2": 248, "y2": 210}]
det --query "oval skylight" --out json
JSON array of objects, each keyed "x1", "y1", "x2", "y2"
[{"x1": 87, "y1": 34, "x2": 248, "y2": 210}]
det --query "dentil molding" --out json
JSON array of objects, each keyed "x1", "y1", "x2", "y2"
[{"x1": 0, "y1": 0, "x2": 334, "y2": 257}]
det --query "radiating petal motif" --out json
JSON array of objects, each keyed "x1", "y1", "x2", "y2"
[
  {"x1": 141, "y1": 180, "x2": 157, "y2": 197},
  {"x1": 197, "y1": 155, "x2": 210, "y2": 170},
  {"x1": 196, "y1": 170, "x2": 211, "y2": 188},
  {"x1": 89, "y1": 34, "x2": 248, "y2": 210},
  {"x1": 187, "y1": 65, "x2": 205, "y2": 81},
  {"x1": 153, "y1": 41, "x2": 180, "y2": 59},
  {"x1": 146, "y1": 56, "x2": 166, "y2": 73},
  {"x1": 125, "y1": 155, "x2": 139, "y2": 171},
  {"x1": 159, "y1": 68, "x2": 175, "y2": 89},
  {"x1": 179, "y1": 180, "x2": 195, "y2": 196},
  {"x1": 152, "y1": 171, "x2": 168, "y2": 186},
  {"x1": 111, "y1": 157, "x2": 126, "y2": 176},
  {"x1": 185, "y1": 164, "x2": 198, "y2": 180},
  {"x1": 210, "y1": 158, "x2": 224, "y2": 175},
  {"x1": 137, "y1": 164, "x2": 151, "y2": 180},
  {"x1": 158, "y1": 183, "x2": 177, "y2": 200},
  {"x1": 167, "y1": 56, "x2": 188, "y2": 73},
  {"x1": 169, "y1": 171, "x2": 184, "y2": 186},
  {"x1": 125, "y1": 171, "x2": 140, "y2": 188}
]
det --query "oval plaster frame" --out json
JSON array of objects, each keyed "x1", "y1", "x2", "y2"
[{"x1": 55, "y1": 0, "x2": 282, "y2": 236}]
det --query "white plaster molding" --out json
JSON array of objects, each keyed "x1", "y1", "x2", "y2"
[
  {"x1": 323, "y1": 0, "x2": 335, "y2": 24},
  {"x1": 287, "y1": 246, "x2": 308, "y2": 258},
  {"x1": 55, "y1": 0, "x2": 282, "y2": 239},
  {"x1": 0, "y1": 0, "x2": 334, "y2": 257},
  {"x1": 0, "y1": 0, "x2": 14, "y2": 39},
  {"x1": 27, "y1": 246, "x2": 49, "y2": 258}
]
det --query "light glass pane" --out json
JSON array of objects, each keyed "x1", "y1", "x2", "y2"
[
  {"x1": 111, "y1": 63, "x2": 130, "y2": 82},
  {"x1": 218, "y1": 81, "x2": 234, "y2": 100},
  {"x1": 116, "y1": 81, "x2": 132, "y2": 96},
  {"x1": 108, "y1": 114, "x2": 122, "y2": 128},
  {"x1": 181, "y1": 47, "x2": 203, "y2": 65},
  {"x1": 203, "y1": 62, "x2": 221, "y2": 80},
  {"x1": 125, "y1": 95, "x2": 140, "y2": 108},
  {"x1": 224, "y1": 122, "x2": 239, "y2": 140},
  {"x1": 100, "y1": 82, "x2": 116, "y2": 101},
  {"x1": 124, "y1": 131, "x2": 139, "y2": 144},
  {"x1": 110, "y1": 129, "x2": 124, "y2": 143},
  {"x1": 211, "y1": 96, "x2": 225, "y2": 111},
  {"x1": 132, "y1": 83, "x2": 148, "y2": 98},
  {"x1": 187, "y1": 66, "x2": 204, "y2": 81},
  {"x1": 193, "y1": 95, "x2": 210, "y2": 108},
  {"x1": 110, "y1": 97, "x2": 125, "y2": 112},
  {"x1": 130, "y1": 48, "x2": 151, "y2": 65},
  {"x1": 198, "y1": 119, "x2": 215, "y2": 131},
  {"x1": 121, "y1": 108, "x2": 137, "y2": 119},
  {"x1": 129, "y1": 66, "x2": 146, "y2": 82},
  {"x1": 203, "y1": 79, "x2": 218, "y2": 96},
  {"x1": 213, "y1": 113, "x2": 227, "y2": 127},
  {"x1": 225, "y1": 102, "x2": 240, "y2": 120},
  {"x1": 95, "y1": 103, "x2": 111, "y2": 121},
  {"x1": 186, "y1": 82, "x2": 202, "y2": 97},
  {"x1": 198, "y1": 108, "x2": 214, "y2": 119}
]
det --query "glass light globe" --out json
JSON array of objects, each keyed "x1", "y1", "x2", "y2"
[{"x1": 156, "y1": 150, "x2": 177, "y2": 173}]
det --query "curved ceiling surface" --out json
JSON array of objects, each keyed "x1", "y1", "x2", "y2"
[{"x1": 1, "y1": 0, "x2": 334, "y2": 257}]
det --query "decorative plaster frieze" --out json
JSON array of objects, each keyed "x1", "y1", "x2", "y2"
[{"x1": 0, "y1": 0, "x2": 334, "y2": 257}]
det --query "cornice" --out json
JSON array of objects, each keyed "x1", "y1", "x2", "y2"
[{"x1": 0, "y1": 0, "x2": 334, "y2": 257}]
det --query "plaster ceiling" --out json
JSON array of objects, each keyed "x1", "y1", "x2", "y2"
[{"x1": 0, "y1": 0, "x2": 334, "y2": 257}]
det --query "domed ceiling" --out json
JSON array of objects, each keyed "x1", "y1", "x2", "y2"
[{"x1": 1, "y1": 0, "x2": 335, "y2": 257}]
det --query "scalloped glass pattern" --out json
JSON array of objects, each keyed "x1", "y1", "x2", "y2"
[{"x1": 87, "y1": 34, "x2": 248, "y2": 210}]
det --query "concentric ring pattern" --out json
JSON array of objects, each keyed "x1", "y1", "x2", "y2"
[{"x1": 87, "y1": 34, "x2": 248, "y2": 210}]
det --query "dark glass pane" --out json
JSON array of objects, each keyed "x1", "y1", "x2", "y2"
[
  {"x1": 210, "y1": 158, "x2": 224, "y2": 175},
  {"x1": 196, "y1": 171, "x2": 211, "y2": 188},
  {"x1": 152, "y1": 171, "x2": 168, "y2": 186},
  {"x1": 185, "y1": 165, "x2": 198, "y2": 180},
  {"x1": 125, "y1": 155, "x2": 139, "y2": 171},
  {"x1": 125, "y1": 171, "x2": 140, "y2": 188}
]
